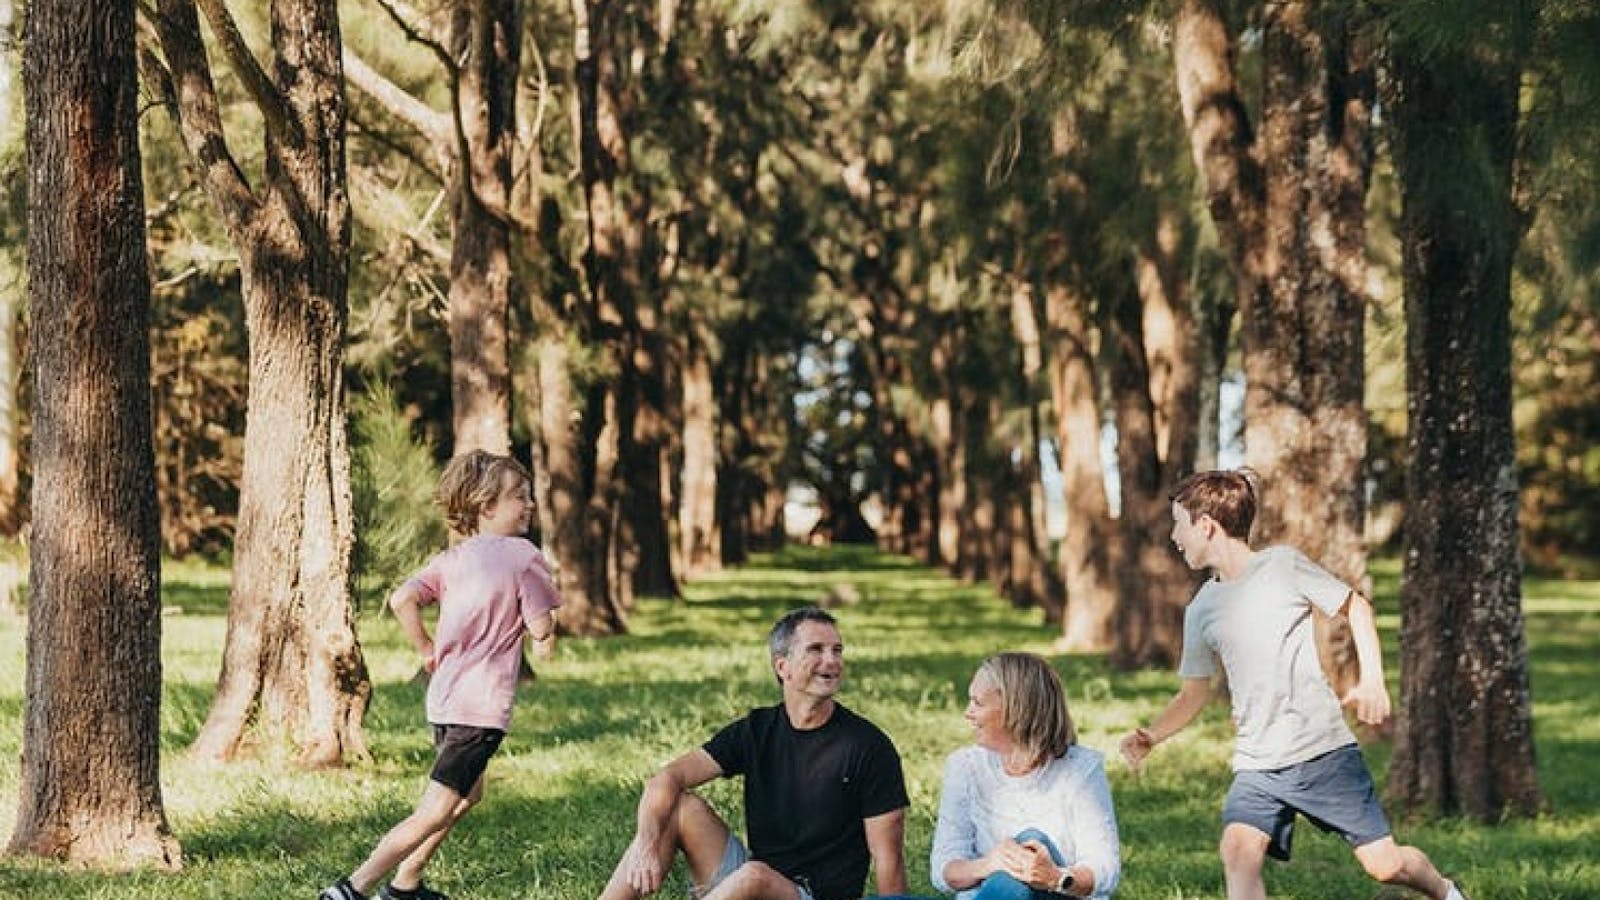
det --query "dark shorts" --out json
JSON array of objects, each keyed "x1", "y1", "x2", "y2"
[
  {"x1": 1222, "y1": 743, "x2": 1392, "y2": 861},
  {"x1": 429, "y1": 724, "x2": 505, "y2": 796}
]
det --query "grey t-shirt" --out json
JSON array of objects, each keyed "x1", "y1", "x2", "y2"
[{"x1": 1178, "y1": 546, "x2": 1356, "y2": 771}]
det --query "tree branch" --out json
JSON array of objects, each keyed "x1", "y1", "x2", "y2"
[
  {"x1": 371, "y1": 0, "x2": 456, "y2": 72},
  {"x1": 144, "y1": 0, "x2": 259, "y2": 231},
  {"x1": 192, "y1": 0, "x2": 298, "y2": 142},
  {"x1": 343, "y1": 49, "x2": 452, "y2": 148}
]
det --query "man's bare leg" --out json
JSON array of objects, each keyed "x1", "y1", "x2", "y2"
[
  {"x1": 699, "y1": 861, "x2": 803, "y2": 900},
  {"x1": 598, "y1": 794, "x2": 732, "y2": 900}
]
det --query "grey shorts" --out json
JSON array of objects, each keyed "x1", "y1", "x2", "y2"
[
  {"x1": 691, "y1": 834, "x2": 815, "y2": 900},
  {"x1": 1223, "y1": 743, "x2": 1392, "y2": 861}
]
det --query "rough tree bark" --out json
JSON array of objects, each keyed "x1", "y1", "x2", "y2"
[
  {"x1": 1383, "y1": 20, "x2": 1541, "y2": 820},
  {"x1": 10, "y1": 0, "x2": 181, "y2": 864},
  {"x1": 1174, "y1": 0, "x2": 1372, "y2": 690},
  {"x1": 148, "y1": 0, "x2": 370, "y2": 764},
  {"x1": 447, "y1": 0, "x2": 521, "y2": 455}
]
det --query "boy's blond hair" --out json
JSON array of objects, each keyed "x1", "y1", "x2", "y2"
[
  {"x1": 436, "y1": 450, "x2": 532, "y2": 535},
  {"x1": 975, "y1": 652, "x2": 1076, "y2": 770},
  {"x1": 1170, "y1": 467, "x2": 1261, "y2": 541}
]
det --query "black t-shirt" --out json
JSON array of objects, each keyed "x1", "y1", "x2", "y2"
[{"x1": 702, "y1": 702, "x2": 909, "y2": 900}]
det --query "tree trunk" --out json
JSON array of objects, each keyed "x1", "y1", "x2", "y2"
[
  {"x1": 0, "y1": 235, "x2": 18, "y2": 538},
  {"x1": 622, "y1": 325, "x2": 677, "y2": 598},
  {"x1": 1139, "y1": 211, "x2": 1201, "y2": 484},
  {"x1": 447, "y1": 0, "x2": 522, "y2": 456},
  {"x1": 1175, "y1": 0, "x2": 1372, "y2": 692},
  {"x1": 10, "y1": 0, "x2": 180, "y2": 864},
  {"x1": 679, "y1": 331, "x2": 720, "y2": 578},
  {"x1": 1045, "y1": 282, "x2": 1118, "y2": 651},
  {"x1": 1384, "y1": 23, "x2": 1540, "y2": 821},
  {"x1": 568, "y1": 0, "x2": 656, "y2": 620},
  {"x1": 533, "y1": 334, "x2": 625, "y2": 633},
  {"x1": 1105, "y1": 279, "x2": 1193, "y2": 669},
  {"x1": 152, "y1": 0, "x2": 370, "y2": 764},
  {"x1": 0, "y1": 0, "x2": 21, "y2": 538}
]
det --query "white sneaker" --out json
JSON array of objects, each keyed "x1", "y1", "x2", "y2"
[{"x1": 1444, "y1": 881, "x2": 1468, "y2": 900}]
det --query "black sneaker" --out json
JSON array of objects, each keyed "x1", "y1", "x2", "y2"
[
  {"x1": 380, "y1": 884, "x2": 449, "y2": 900},
  {"x1": 319, "y1": 879, "x2": 366, "y2": 900}
]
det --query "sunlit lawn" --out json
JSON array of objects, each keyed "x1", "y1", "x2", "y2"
[{"x1": 1, "y1": 547, "x2": 1596, "y2": 898}]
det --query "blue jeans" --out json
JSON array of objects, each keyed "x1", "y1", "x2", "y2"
[{"x1": 972, "y1": 829, "x2": 1067, "y2": 900}]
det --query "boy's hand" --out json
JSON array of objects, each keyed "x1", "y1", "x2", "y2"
[
  {"x1": 1341, "y1": 679, "x2": 1391, "y2": 725},
  {"x1": 1119, "y1": 727, "x2": 1155, "y2": 772},
  {"x1": 419, "y1": 639, "x2": 437, "y2": 674}
]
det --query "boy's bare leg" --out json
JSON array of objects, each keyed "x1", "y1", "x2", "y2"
[
  {"x1": 1353, "y1": 837, "x2": 1453, "y2": 898},
  {"x1": 598, "y1": 794, "x2": 733, "y2": 900},
  {"x1": 388, "y1": 775, "x2": 485, "y2": 890},
  {"x1": 1219, "y1": 823, "x2": 1270, "y2": 900},
  {"x1": 349, "y1": 781, "x2": 466, "y2": 895}
]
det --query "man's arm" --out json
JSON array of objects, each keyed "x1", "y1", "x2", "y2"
[
  {"x1": 1119, "y1": 676, "x2": 1211, "y2": 771},
  {"x1": 619, "y1": 748, "x2": 724, "y2": 894},
  {"x1": 1338, "y1": 591, "x2": 1393, "y2": 725},
  {"x1": 863, "y1": 807, "x2": 908, "y2": 895}
]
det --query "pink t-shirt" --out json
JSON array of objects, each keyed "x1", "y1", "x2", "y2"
[{"x1": 404, "y1": 534, "x2": 562, "y2": 730}]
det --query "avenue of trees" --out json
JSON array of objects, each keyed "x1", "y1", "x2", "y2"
[{"x1": 5, "y1": 0, "x2": 1596, "y2": 869}]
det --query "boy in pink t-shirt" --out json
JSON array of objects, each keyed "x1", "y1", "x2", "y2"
[{"x1": 321, "y1": 451, "x2": 562, "y2": 900}]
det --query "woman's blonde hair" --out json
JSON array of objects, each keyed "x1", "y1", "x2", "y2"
[
  {"x1": 435, "y1": 450, "x2": 532, "y2": 535},
  {"x1": 975, "y1": 652, "x2": 1076, "y2": 770}
]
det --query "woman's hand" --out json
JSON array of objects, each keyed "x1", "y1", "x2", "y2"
[
  {"x1": 984, "y1": 838, "x2": 1059, "y2": 888},
  {"x1": 1016, "y1": 839, "x2": 1064, "y2": 889}
]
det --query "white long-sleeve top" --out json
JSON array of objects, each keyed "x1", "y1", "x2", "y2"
[{"x1": 930, "y1": 744, "x2": 1121, "y2": 898}]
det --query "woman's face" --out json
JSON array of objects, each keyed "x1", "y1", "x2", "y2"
[{"x1": 964, "y1": 672, "x2": 1011, "y2": 754}]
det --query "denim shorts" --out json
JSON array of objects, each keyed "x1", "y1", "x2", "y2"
[
  {"x1": 690, "y1": 834, "x2": 815, "y2": 900},
  {"x1": 429, "y1": 724, "x2": 505, "y2": 796},
  {"x1": 1222, "y1": 743, "x2": 1392, "y2": 861}
]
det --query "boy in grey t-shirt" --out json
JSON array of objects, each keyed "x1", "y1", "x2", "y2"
[{"x1": 1118, "y1": 469, "x2": 1467, "y2": 900}]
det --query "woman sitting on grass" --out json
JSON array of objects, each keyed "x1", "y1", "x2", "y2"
[{"x1": 930, "y1": 653, "x2": 1121, "y2": 898}]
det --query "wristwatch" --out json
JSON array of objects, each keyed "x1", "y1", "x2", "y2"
[{"x1": 1054, "y1": 868, "x2": 1076, "y2": 895}]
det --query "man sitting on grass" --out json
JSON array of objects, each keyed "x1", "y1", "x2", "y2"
[{"x1": 595, "y1": 607, "x2": 912, "y2": 900}]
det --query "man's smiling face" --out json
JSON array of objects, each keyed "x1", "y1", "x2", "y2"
[{"x1": 775, "y1": 619, "x2": 844, "y2": 700}]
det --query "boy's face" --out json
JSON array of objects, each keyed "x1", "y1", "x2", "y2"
[
  {"x1": 1170, "y1": 501, "x2": 1211, "y2": 570},
  {"x1": 479, "y1": 473, "x2": 533, "y2": 537}
]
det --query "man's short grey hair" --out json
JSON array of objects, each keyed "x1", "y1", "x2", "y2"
[{"x1": 768, "y1": 607, "x2": 839, "y2": 660}]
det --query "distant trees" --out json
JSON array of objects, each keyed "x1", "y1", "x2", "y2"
[{"x1": 10, "y1": 0, "x2": 180, "y2": 866}]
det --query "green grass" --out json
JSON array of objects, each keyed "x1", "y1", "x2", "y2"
[{"x1": 1, "y1": 546, "x2": 1597, "y2": 898}]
